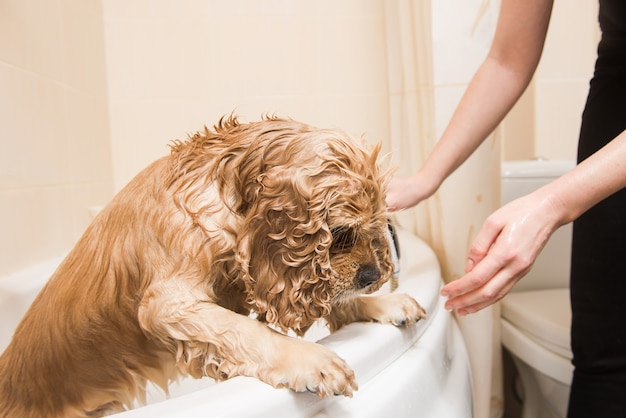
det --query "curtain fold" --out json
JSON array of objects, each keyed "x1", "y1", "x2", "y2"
[
  {"x1": 382, "y1": 2, "x2": 503, "y2": 417},
  {"x1": 382, "y1": 0, "x2": 449, "y2": 278}
]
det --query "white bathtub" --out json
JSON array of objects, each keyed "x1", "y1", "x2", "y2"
[{"x1": 0, "y1": 229, "x2": 472, "y2": 417}]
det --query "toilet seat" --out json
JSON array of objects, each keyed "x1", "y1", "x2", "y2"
[
  {"x1": 501, "y1": 288, "x2": 571, "y2": 358},
  {"x1": 501, "y1": 288, "x2": 573, "y2": 385}
]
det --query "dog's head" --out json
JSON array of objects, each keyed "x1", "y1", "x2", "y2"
[{"x1": 223, "y1": 117, "x2": 393, "y2": 335}]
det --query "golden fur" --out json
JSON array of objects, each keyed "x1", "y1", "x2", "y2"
[{"x1": 0, "y1": 116, "x2": 426, "y2": 417}]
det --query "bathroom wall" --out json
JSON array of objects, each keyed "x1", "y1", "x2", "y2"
[
  {"x1": 102, "y1": 0, "x2": 392, "y2": 192},
  {"x1": 0, "y1": 0, "x2": 113, "y2": 276},
  {"x1": 0, "y1": 0, "x2": 596, "y2": 278},
  {"x1": 502, "y1": 1, "x2": 600, "y2": 161}
]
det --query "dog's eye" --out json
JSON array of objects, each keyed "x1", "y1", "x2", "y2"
[{"x1": 330, "y1": 227, "x2": 357, "y2": 253}]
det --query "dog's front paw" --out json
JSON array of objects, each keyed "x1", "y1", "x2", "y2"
[
  {"x1": 267, "y1": 338, "x2": 358, "y2": 398},
  {"x1": 364, "y1": 293, "x2": 427, "y2": 326}
]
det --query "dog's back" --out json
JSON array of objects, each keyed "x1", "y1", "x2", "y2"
[
  {"x1": 0, "y1": 118, "x2": 266, "y2": 416},
  {"x1": 0, "y1": 158, "x2": 181, "y2": 417}
]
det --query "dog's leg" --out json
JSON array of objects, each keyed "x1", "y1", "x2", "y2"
[
  {"x1": 138, "y1": 280, "x2": 358, "y2": 398},
  {"x1": 326, "y1": 293, "x2": 427, "y2": 332}
]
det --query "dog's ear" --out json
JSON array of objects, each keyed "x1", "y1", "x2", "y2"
[{"x1": 237, "y1": 170, "x2": 334, "y2": 336}]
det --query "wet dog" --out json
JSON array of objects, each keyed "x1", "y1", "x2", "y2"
[{"x1": 0, "y1": 116, "x2": 426, "y2": 417}]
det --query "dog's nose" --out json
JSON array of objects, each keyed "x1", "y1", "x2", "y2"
[{"x1": 357, "y1": 265, "x2": 381, "y2": 288}]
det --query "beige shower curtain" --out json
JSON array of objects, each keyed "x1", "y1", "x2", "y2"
[{"x1": 382, "y1": 1, "x2": 503, "y2": 417}]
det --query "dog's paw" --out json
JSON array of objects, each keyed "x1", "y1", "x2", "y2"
[
  {"x1": 268, "y1": 338, "x2": 358, "y2": 398},
  {"x1": 364, "y1": 293, "x2": 427, "y2": 326}
]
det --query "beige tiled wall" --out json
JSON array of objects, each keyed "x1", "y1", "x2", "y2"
[
  {"x1": 102, "y1": 0, "x2": 391, "y2": 191},
  {"x1": 0, "y1": 0, "x2": 113, "y2": 276},
  {"x1": 534, "y1": 1, "x2": 600, "y2": 160},
  {"x1": 502, "y1": 1, "x2": 600, "y2": 161},
  {"x1": 0, "y1": 0, "x2": 600, "y2": 279}
]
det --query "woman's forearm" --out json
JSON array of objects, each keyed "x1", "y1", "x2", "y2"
[
  {"x1": 419, "y1": 0, "x2": 553, "y2": 189},
  {"x1": 385, "y1": 0, "x2": 554, "y2": 212},
  {"x1": 440, "y1": 128, "x2": 626, "y2": 314},
  {"x1": 419, "y1": 57, "x2": 535, "y2": 187},
  {"x1": 544, "y1": 129, "x2": 626, "y2": 226}
]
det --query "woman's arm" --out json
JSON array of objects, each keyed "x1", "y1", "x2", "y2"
[
  {"x1": 441, "y1": 129, "x2": 626, "y2": 315},
  {"x1": 386, "y1": 0, "x2": 554, "y2": 211}
]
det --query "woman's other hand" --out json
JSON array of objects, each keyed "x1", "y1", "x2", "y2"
[{"x1": 440, "y1": 190, "x2": 563, "y2": 315}]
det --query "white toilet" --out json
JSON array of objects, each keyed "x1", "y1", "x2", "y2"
[{"x1": 500, "y1": 159, "x2": 575, "y2": 418}]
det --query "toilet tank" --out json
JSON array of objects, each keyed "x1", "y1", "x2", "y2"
[{"x1": 501, "y1": 160, "x2": 575, "y2": 292}]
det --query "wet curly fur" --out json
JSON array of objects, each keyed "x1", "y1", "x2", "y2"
[{"x1": 0, "y1": 116, "x2": 426, "y2": 417}]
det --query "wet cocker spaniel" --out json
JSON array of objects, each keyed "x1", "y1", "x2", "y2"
[{"x1": 0, "y1": 116, "x2": 426, "y2": 417}]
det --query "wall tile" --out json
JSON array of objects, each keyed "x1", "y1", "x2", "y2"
[
  {"x1": 102, "y1": 20, "x2": 137, "y2": 100},
  {"x1": 0, "y1": 0, "x2": 113, "y2": 276},
  {"x1": 501, "y1": 80, "x2": 536, "y2": 160},
  {"x1": 535, "y1": 80, "x2": 589, "y2": 160},
  {"x1": 313, "y1": 14, "x2": 388, "y2": 97},
  {"x1": 61, "y1": 0, "x2": 108, "y2": 96},
  {"x1": 64, "y1": 89, "x2": 112, "y2": 183},
  {"x1": 0, "y1": 64, "x2": 68, "y2": 189},
  {"x1": 132, "y1": 18, "x2": 212, "y2": 99},
  {"x1": 104, "y1": 0, "x2": 390, "y2": 191},
  {"x1": 205, "y1": 0, "x2": 381, "y2": 18},
  {"x1": 104, "y1": 0, "x2": 210, "y2": 19},
  {"x1": 0, "y1": 0, "x2": 64, "y2": 82},
  {"x1": 210, "y1": 15, "x2": 317, "y2": 98},
  {"x1": 0, "y1": 187, "x2": 75, "y2": 276},
  {"x1": 538, "y1": 1, "x2": 599, "y2": 80}
]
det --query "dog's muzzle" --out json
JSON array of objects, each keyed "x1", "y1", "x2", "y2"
[{"x1": 356, "y1": 264, "x2": 382, "y2": 288}]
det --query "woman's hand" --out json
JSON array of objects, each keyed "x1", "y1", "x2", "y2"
[
  {"x1": 385, "y1": 172, "x2": 438, "y2": 212},
  {"x1": 440, "y1": 190, "x2": 563, "y2": 315}
]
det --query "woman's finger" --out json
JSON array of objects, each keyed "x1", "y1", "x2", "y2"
[
  {"x1": 445, "y1": 262, "x2": 528, "y2": 314},
  {"x1": 464, "y1": 216, "x2": 505, "y2": 273}
]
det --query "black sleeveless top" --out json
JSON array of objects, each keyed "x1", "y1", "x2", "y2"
[
  {"x1": 577, "y1": 0, "x2": 626, "y2": 160},
  {"x1": 567, "y1": 4, "x2": 626, "y2": 416},
  {"x1": 597, "y1": 0, "x2": 626, "y2": 69}
]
